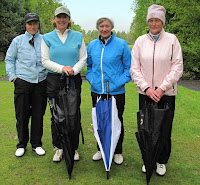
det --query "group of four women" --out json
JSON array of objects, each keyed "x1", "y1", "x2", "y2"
[{"x1": 5, "y1": 4, "x2": 183, "y2": 177}]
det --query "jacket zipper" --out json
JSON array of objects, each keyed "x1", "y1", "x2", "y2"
[
  {"x1": 171, "y1": 44, "x2": 174, "y2": 61},
  {"x1": 152, "y1": 41, "x2": 156, "y2": 89},
  {"x1": 100, "y1": 44, "x2": 105, "y2": 94}
]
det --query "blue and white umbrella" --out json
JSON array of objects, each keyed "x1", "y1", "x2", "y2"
[{"x1": 92, "y1": 95, "x2": 121, "y2": 179}]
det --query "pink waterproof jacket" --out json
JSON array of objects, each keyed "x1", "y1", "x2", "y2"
[{"x1": 130, "y1": 29, "x2": 183, "y2": 96}]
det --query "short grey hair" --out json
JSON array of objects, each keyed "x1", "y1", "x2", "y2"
[{"x1": 96, "y1": 17, "x2": 114, "y2": 30}]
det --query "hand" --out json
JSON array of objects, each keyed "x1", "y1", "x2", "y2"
[
  {"x1": 146, "y1": 88, "x2": 160, "y2": 103},
  {"x1": 156, "y1": 87, "x2": 164, "y2": 99},
  {"x1": 62, "y1": 66, "x2": 74, "y2": 76},
  {"x1": 12, "y1": 78, "x2": 17, "y2": 83}
]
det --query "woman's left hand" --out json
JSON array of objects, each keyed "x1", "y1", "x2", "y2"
[
  {"x1": 156, "y1": 87, "x2": 164, "y2": 100},
  {"x1": 62, "y1": 66, "x2": 74, "y2": 76}
]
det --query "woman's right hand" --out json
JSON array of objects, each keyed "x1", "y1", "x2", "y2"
[
  {"x1": 12, "y1": 78, "x2": 17, "y2": 83},
  {"x1": 146, "y1": 88, "x2": 160, "y2": 102}
]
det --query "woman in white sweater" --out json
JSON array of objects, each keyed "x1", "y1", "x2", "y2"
[{"x1": 41, "y1": 6, "x2": 87, "y2": 163}]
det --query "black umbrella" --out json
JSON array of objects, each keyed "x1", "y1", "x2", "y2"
[
  {"x1": 50, "y1": 74, "x2": 79, "y2": 179},
  {"x1": 135, "y1": 103, "x2": 170, "y2": 184}
]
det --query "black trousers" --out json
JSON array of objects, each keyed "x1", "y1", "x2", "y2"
[
  {"x1": 139, "y1": 94, "x2": 175, "y2": 164},
  {"x1": 91, "y1": 92, "x2": 125, "y2": 154},
  {"x1": 46, "y1": 73, "x2": 82, "y2": 150},
  {"x1": 14, "y1": 78, "x2": 47, "y2": 149}
]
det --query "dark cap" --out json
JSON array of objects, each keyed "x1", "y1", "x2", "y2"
[{"x1": 25, "y1": 13, "x2": 39, "y2": 23}]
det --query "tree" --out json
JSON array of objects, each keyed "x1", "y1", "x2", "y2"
[
  {"x1": 33, "y1": 0, "x2": 62, "y2": 34},
  {"x1": 130, "y1": 0, "x2": 200, "y2": 77},
  {"x1": 0, "y1": 0, "x2": 63, "y2": 54},
  {"x1": 163, "y1": 0, "x2": 200, "y2": 76},
  {"x1": 0, "y1": 0, "x2": 26, "y2": 53}
]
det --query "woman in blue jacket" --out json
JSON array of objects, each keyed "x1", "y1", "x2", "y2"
[
  {"x1": 86, "y1": 17, "x2": 131, "y2": 164},
  {"x1": 5, "y1": 13, "x2": 47, "y2": 157}
]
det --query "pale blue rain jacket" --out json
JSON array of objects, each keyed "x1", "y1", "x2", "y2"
[
  {"x1": 5, "y1": 31, "x2": 47, "y2": 83},
  {"x1": 86, "y1": 33, "x2": 131, "y2": 95}
]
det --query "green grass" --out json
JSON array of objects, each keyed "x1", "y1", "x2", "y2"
[
  {"x1": 0, "y1": 61, "x2": 6, "y2": 78},
  {"x1": 0, "y1": 81, "x2": 199, "y2": 184}
]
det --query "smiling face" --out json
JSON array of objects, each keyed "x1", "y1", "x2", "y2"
[
  {"x1": 98, "y1": 20, "x2": 113, "y2": 39},
  {"x1": 26, "y1": 21, "x2": 39, "y2": 35},
  {"x1": 54, "y1": 13, "x2": 70, "y2": 33},
  {"x1": 148, "y1": 18, "x2": 163, "y2": 35}
]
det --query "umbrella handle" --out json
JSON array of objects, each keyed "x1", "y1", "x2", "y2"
[
  {"x1": 106, "y1": 81, "x2": 109, "y2": 100},
  {"x1": 66, "y1": 76, "x2": 69, "y2": 91},
  {"x1": 60, "y1": 72, "x2": 66, "y2": 80}
]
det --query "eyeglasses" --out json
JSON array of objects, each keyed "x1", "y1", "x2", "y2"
[{"x1": 29, "y1": 37, "x2": 34, "y2": 47}]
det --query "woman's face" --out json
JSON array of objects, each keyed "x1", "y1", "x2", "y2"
[
  {"x1": 98, "y1": 20, "x2": 112, "y2": 39},
  {"x1": 148, "y1": 18, "x2": 163, "y2": 35},
  {"x1": 26, "y1": 21, "x2": 39, "y2": 35},
  {"x1": 54, "y1": 13, "x2": 70, "y2": 33}
]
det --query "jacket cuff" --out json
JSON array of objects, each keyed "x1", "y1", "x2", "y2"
[
  {"x1": 159, "y1": 84, "x2": 167, "y2": 92},
  {"x1": 144, "y1": 87, "x2": 150, "y2": 93}
]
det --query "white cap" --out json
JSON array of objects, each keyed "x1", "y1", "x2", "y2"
[{"x1": 54, "y1": 6, "x2": 70, "y2": 17}]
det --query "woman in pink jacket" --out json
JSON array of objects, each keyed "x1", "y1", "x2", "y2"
[{"x1": 130, "y1": 4, "x2": 183, "y2": 176}]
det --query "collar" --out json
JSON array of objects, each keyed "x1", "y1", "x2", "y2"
[
  {"x1": 99, "y1": 32, "x2": 114, "y2": 45},
  {"x1": 147, "y1": 28, "x2": 165, "y2": 41},
  {"x1": 25, "y1": 31, "x2": 39, "y2": 40},
  {"x1": 55, "y1": 28, "x2": 69, "y2": 36}
]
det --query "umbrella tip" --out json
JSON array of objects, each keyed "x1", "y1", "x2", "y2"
[{"x1": 107, "y1": 171, "x2": 109, "y2": 179}]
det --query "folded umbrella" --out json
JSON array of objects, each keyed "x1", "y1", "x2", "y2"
[
  {"x1": 135, "y1": 103, "x2": 170, "y2": 184},
  {"x1": 50, "y1": 74, "x2": 79, "y2": 179},
  {"x1": 92, "y1": 82, "x2": 121, "y2": 179}
]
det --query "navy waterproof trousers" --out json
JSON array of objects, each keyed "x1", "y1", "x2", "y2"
[{"x1": 14, "y1": 78, "x2": 47, "y2": 149}]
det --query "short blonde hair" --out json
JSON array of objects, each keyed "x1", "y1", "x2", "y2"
[{"x1": 96, "y1": 17, "x2": 114, "y2": 30}]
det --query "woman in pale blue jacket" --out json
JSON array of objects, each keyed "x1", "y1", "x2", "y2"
[
  {"x1": 5, "y1": 13, "x2": 47, "y2": 157},
  {"x1": 86, "y1": 17, "x2": 131, "y2": 165}
]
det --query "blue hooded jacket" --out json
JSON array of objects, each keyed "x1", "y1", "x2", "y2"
[{"x1": 86, "y1": 32, "x2": 131, "y2": 95}]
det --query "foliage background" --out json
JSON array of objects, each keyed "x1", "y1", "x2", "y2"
[
  {"x1": 0, "y1": 0, "x2": 199, "y2": 77},
  {"x1": 130, "y1": 0, "x2": 200, "y2": 78}
]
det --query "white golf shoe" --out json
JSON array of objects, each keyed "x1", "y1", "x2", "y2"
[
  {"x1": 53, "y1": 148, "x2": 63, "y2": 162},
  {"x1": 33, "y1": 147, "x2": 45, "y2": 156},
  {"x1": 142, "y1": 165, "x2": 146, "y2": 173},
  {"x1": 114, "y1": 154, "x2": 123, "y2": 165},
  {"x1": 92, "y1": 151, "x2": 102, "y2": 161},
  {"x1": 156, "y1": 163, "x2": 166, "y2": 176},
  {"x1": 74, "y1": 150, "x2": 80, "y2": 161},
  {"x1": 15, "y1": 148, "x2": 25, "y2": 157}
]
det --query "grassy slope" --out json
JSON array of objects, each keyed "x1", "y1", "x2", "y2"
[{"x1": 0, "y1": 81, "x2": 199, "y2": 184}]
